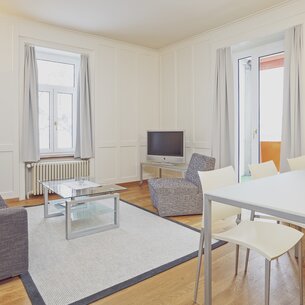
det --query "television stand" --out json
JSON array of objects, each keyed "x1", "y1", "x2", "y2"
[{"x1": 139, "y1": 161, "x2": 188, "y2": 185}]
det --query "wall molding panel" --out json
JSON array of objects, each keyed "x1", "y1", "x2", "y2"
[
  {"x1": 0, "y1": 151, "x2": 15, "y2": 198},
  {"x1": 95, "y1": 44, "x2": 159, "y2": 184},
  {"x1": 160, "y1": 42, "x2": 213, "y2": 159},
  {"x1": 0, "y1": 145, "x2": 14, "y2": 152}
]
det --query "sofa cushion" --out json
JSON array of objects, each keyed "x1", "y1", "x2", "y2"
[
  {"x1": 0, "y1": 207, "x2": 28, "y2": 280},
  {"x1": 0, "y1": 195, "x2": 7, "y2": 209}
]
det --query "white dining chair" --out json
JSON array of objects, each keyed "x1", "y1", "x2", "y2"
[
  {"x1": 248, "y1": 160, "x2": 305, "y2": 267},
  {"x1": 248, "y1": 160, "x2": 279, "y2": 221},
  {"x1": 193, "y1": 166, "x2": 303, "y2": 305},
  {"x1": 246, "y1": 161, "x2": 280, "y2": 272},
  {"x1": 249, "y1": 160, "x2": 278, "y2": 179},
  {"x1": 288, "y1": 155, "x2": 305, "y2": 171}
]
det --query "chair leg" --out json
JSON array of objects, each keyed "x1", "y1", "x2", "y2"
[
  {"x1": 236, "y1": 213, "x2": 241, "y2": 225},
  {"x1": 235, "y1": 245, "x2": 240, "y2": 276},
  {"x1": 245, "y1": 248, "x2": 250, "y2": 273},
  {"x1": 296, "y1": 243, "x2": 299, "y2": 259},
  {"x1": 298, "y1": 240, "x2": 303, "y2": 305},
  {"x1": 194, "y1": 228, "x2": 205, "y2": 303},
  {"x1": 265, "y1": 259, "x2": 271, "y2": 305},
  {"x1": 245, "y1": 210, "x2": 255, "y2": 273},
  {"x1": 250, "y1": 210, "x2": 255, "y2": 221},
  {"x1": 296, "y1": 227, "x2": 303, "y2": 259}
]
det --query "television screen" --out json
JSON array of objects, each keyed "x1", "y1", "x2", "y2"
[{"x1": 147, "y1": 131, "x2": 184, "y2": 157}]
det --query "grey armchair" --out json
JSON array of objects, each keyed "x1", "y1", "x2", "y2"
[
  {"x1": 148, "y1": 153, "x2": 215, "y2": 217},
  {"x1": 0, "y1": 195, "x2": 28, "y2": 280}
]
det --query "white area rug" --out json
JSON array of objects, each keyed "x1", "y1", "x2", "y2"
[{"x1": 22, "y1": 200, "x2": 219, "y2": 305}]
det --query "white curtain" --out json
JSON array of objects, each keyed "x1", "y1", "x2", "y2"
[
  {"x1": 211, "y1": 47, "x2": 235, "y2": 168},
  {"x1": 280, "y1": 24, "x2": 305, "y2": 171},
  {"x1": 21, "y1": 44, "x2": 40, "y2": 162},
  {"x1": 74, "y1": 54, "x2": 94, "y2": 159}
]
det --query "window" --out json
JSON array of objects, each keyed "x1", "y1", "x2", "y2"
[{"x1": 36, "y1": 47, "x2": 80, "y2": 156}]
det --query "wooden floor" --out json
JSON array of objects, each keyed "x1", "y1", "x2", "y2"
[{"x1": 0, "y1": 181, "x2": 303, "y2": 305}]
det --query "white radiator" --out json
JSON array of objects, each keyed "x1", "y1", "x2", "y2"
[{"x1": 31, "y1": 160, "x2": 90, "y2": 195}]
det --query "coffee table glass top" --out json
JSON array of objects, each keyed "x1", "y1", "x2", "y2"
[{"x1": 40, "y1": 177, "x2": 126, "y2": 199}]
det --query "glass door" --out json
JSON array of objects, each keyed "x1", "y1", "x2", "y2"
[
  {"x1": 238, "y1": 56, "x2": 255, "y2": 180},
  {"x1": 234, "y1": 41, "x2": 284, "y2": 180},
  {"x1": 259, "y1": 53, "x2": 284, "y2": 171}
]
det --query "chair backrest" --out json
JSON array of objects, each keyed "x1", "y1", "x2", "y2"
[
  {"x1": 199, "y1": 166, "x2": 241, "y2": 224},
  {"x1": 287, "y1": 155, "x2": 305, "y2": 171},
  {"x1": 248, "y1": 161, "x2": 278, "y2": 180},
  {"x1": 185, "y1": 154, "x2": 215, "y2": 190}
]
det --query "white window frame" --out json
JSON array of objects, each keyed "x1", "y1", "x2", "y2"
[{"x1": 36, "y1": 49, "x2": 80, "y2": 157}]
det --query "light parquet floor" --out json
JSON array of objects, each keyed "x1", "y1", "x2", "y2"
[{"x1": 0, "y1": 181, "x2": 302, "y2": 305}]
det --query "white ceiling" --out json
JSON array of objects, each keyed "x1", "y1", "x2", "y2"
[{"x1": 0, "y1": 0, "x2": 291, "y2": 48}]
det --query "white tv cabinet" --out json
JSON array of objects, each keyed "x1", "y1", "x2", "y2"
[{"x1": 139, "y1": 161, "x2": 188, "y2": 184}]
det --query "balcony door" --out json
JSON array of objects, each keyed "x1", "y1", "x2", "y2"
[{"x1": 234, "y1": 41, "x2": 284, "y2": 180}]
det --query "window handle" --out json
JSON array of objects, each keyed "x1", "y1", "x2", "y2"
[{"x1": 54, "y1": 121, "x2": 58, "y2": 130}]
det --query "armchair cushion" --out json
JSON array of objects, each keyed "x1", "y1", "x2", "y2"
[
  {"x1": 185, "y1": 153, "x2": 216, "y2": 189},
  {"x1": 149, "y1": 178, "x2": 198, "y2": 194}
]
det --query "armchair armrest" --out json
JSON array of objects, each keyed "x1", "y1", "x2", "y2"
[{"x1": 0, "y1": 207, "x2": 28, "y2": 280}]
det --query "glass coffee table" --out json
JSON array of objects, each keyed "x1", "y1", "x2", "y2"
[{"x1": 40, "y1": 178, "x2": 126, "y2": 240}]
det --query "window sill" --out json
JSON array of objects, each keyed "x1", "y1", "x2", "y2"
[{"x1": 40, "y1": 154, "x2": 75, "y2": 160}]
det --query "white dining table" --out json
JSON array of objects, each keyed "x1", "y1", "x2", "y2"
[{"x1": 203, "y1": 170, "x2": 305, "y2": 305}]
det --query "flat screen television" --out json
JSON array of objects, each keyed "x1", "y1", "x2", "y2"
[{"x1": 147, "y1": 130, "x2": 185, "y2": 164}]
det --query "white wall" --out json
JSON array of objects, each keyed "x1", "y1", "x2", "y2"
[
  {"x1": 2, "y1": 0, "x2": 305, "y2": 199},
  {"x1": 159, "y1": 0, "x2": 305, "y2": 165},
  {"x1": 0, "y1": 13, "x2": 159, "y2": 199}
]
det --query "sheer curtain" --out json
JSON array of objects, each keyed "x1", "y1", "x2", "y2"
[
  {"x1": 280, "y1": 24, "x2": 305, "y2": 171},
  {"x1": 21, "y1": 44, "x2": 40, "y2": 162},
  {"x1": 74, "y1": 54, "x2": 94, "y2": 159},
  {"x1": 211, "y1": 47, "x2": 235, "y2": 168}
]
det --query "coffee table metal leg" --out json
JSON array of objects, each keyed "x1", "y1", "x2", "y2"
[
  {"x1": 44, "y1": 186, "x2": 49, "y2": 218},
  {"x1": 66, "y1": 201, "x2": 72, "y2": 240},
  {"x1": 44, "y1": 187, "x2": 64, "y2": 218},
  {"x1": 114, "y1": 194, "x2": 120, "y2": 226},
  {"x1": 65, "y1": 194, "x2": 120, "y2": 240}
]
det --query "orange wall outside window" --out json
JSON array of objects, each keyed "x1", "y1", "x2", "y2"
[{"x1": 260, "y1": 141, "x2": 281, "y2": 171}]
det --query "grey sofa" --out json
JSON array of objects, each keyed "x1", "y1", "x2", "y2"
[
  {"x1": 0, "y1": 195, "x2": 28, "y2": 280},
  {"x1": 148, "y1": 153, "x2": 216, "y2": 217}
]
